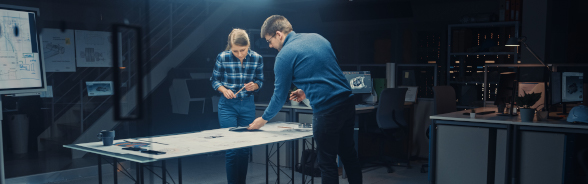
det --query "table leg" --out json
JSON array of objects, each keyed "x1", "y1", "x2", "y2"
[
  {"x1": 98, "y1": 155, "x2": 102, "y2": 184},
  {"x1": 136, "y1": 162, "x2": 141, "y2": 184},
  {"x1": 178, "y1": 158, "x2": 182, "y2": 184},
  {"x1": 140, "y1": 163, "x2": 144, "y2": 184},
  {"x1": 266, "y1": 144, "x2": 269, "y2": 184},
  {"x1": 162, "y1": 160, "x2": 166, "y2": 184},
  {"x1": 278, "y1": 142, "x2": 280, "y2": 184},
  {"x1": 292, "y1": 140, "x2": 295, "y2": 184},
  {"x1": 113, "y1": 157, "x2": 118, "y2": 184},
  {"x1": 302, "y1": 139, "x2": 306, "y2": 183},
  {"x1": 312, "y1": 138, "x2": 315, "y2": 184}
]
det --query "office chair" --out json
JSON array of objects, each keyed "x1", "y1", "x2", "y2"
[
  {"x1": 363, "y1": 88, "x2": 409, "y2": 173},
  {"x1": 422, "y1": 86, "x2": 457, "y2": 173}
]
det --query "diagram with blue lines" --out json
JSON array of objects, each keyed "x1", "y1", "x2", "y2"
[{"x1": 0, "y1": 8, "x2": 42, "y2": 89}]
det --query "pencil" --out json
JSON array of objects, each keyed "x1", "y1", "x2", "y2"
[{"x1": 234, "y1": 86, "x2": 246, "y2": 95}]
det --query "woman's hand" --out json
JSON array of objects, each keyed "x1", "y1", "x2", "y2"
[
  {"x1": 220, "y1": 87, "x2": 236, "y2": 99},
  {"x1": 244, "y1": 82, "x2": 259, "y2": 91}
]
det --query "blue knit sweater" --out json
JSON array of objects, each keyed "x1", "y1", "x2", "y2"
[{"x1": 262, "y1": 31, "x2": 352, "y2": 121}]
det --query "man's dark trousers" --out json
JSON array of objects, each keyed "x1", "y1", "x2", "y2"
[{"x1": 313, "y1": 97, "x2": 362, "y2": 184}]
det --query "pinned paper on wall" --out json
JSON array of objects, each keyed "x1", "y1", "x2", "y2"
[{"x1": 42, "y1": 28, "x2": 76, "y2": 72}]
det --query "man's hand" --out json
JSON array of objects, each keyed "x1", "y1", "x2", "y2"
[
  {"x1": 248, "y1": 117, "x2": 268, "y2": 130},
  {"x1": 289, "y1": 89, "x2": 306, "y2": 102},
  {"x1": 220, "y1": 87, "x2": 236, "y2": 99},
  {"x1": 244, "y1": 82, "x2": 259, "y2": 91}
]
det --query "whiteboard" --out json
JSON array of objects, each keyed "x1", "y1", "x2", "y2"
[{"x1": 0, "y1": 5, "x2": 47, "y2": 94}]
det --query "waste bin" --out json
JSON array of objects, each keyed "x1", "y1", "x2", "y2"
[{"x1": 9, "y1": 114, "x2": 29, "y2": 155}]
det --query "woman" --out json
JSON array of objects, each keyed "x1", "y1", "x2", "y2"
[{"x1": 210, "y1": 28, "x2": 263, "y2": 184}]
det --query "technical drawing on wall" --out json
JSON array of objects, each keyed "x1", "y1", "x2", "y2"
[
  {"x1": 44, "y1": 42, "x2": 64, "y2": 58},
  {"x1": 75, "y1": 30, "x2": 121, "y2": 67},
  {"x1": 0, "y1": 8, "x2": 43, "y2": 89},
  {"x1": 86, "y1": 81, "x2": 113, "y2": 96},
  {"x1": 41, "y1": 28, "x2": 75, "y2": 72}
]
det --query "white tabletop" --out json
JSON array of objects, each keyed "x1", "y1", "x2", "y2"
[
  {"x1": 64, "y1": 122, "x2": 313, "y2": 163},
  {"x1": 255, "y1": 103, "x2": 378, "y2": 111},
  {"x1": 255, "y1": 103, "x2": 313, "y2": 110},
  {"x1": 430, "y1": 107, "x2": 588, "y2": 130}
]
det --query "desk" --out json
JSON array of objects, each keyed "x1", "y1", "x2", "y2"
[
  {"x1": 430, "y1": 107, "x2": 587, "y2": 184},
  {"x1": 64, "y1": 122, "x2": 313, "y2": 184}
]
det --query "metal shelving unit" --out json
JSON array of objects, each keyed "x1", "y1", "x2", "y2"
[{"x1": 447, "y1": 21, "x2": 520, "y2": 108}]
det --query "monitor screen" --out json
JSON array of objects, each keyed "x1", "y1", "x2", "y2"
[
  {"x1": 494, "y1": 73, "x2": 516, "y2": 105},
  {"x1": 0, "y1": 5, "x2": 46, "y2": 94},
  {"x1": 562, "y1": 72, "x2": 583, "y2": 102},
  {"x1": 343, "y1": 71, "x2": 373, "y2": 94}
]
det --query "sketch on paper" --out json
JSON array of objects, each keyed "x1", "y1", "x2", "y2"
[
  {"x1": 86, "y1": 81, "x2": 113, "y2": 96},
  {"x1": 0, "y1": 9, "x2": 43, "y2": 88},
  {"x1": 75, "y1": 30, "x2": 121, "y2": 67},
  {"x1": 41, "y1": 28, "x2": 76, "y2": 72}
]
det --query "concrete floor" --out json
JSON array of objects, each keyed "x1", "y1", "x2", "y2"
[{"x1": 51, "y1": 153, "x2": 429, "y2": 184}]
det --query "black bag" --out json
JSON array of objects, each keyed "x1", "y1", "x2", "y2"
[{"x1": 296, "y1": 149, "x2": 321, "y2": 177}]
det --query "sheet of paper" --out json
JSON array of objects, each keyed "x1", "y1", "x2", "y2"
[
  {"x1": 42, "y1": 28, "x2": 76, "y2": 72},
  {"x1": 75, "y1": 30, "x2": 122, "y2": 67},
  {"x1": 399, "y1": 86, "x2": 418, "y2": 102}
]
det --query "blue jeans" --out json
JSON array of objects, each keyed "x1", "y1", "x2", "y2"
[
  {"x1": 313, "y1": 97, "x2": 362, "y2": 184},
  {"x1": 218, "y1": 95, "x2": 255, "y2": 184}
]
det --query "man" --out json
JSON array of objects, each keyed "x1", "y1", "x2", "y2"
[{"x1": 248, "y1": 15, "x2": 362, "y2": 184}]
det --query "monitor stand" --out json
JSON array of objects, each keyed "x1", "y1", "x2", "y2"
[
  {"x1": 352, "y1": 94, "x2": 364, "y2": 105},
  {"x1": 362, "y1": 88, "x2": 378, "y2": 105},
  {"x1": 556, "y1": 102, "x2": 569, "y2": 115}
]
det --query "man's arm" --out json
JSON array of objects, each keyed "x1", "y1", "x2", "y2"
[
  {"x1": 261, "y1": 55, "x2": 293, "y2": 121},
  {"x1": 250, "y1": 56, "x2": 292, "y2": 130}
]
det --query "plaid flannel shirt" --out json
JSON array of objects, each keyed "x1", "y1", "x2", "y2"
[{"x1": 211, "y1": 50, "x2": 264, "y2": 98}]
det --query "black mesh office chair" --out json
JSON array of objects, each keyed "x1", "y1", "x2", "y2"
[
  {"x1": 364, "y1": 88, "x2": 409, "y2": 173},
  {"x1": 422, "y1": 86, "x2": 457, "y2": 173}
]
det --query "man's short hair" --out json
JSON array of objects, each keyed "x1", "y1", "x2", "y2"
[{"x1": 260, "y1": 15, "x2": 293, "y2": 38}]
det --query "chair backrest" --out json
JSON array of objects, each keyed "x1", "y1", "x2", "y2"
[
  {"x1": 376, "y1": 88, "x2": 408, "y2": 129},
  {"x1": 433, "y1": 86, "x2": 457, "y2": 115}
]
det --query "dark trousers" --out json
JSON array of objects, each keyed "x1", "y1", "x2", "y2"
[{"x1": 313, "y1": 97, "x2": 363, "y2": 184}]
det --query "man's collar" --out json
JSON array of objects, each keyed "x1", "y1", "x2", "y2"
[{"x1": 283, "y1": 31, "x2": 296, "y2": 47}]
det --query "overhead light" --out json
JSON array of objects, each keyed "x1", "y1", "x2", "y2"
[{"x1": 428, "y1": 61, "x2": 436, "y2": 64}]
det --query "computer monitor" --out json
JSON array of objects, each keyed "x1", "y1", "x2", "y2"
[
  {"x1": 494, "y1": 73, "x2": 516, "y2": 106},
  {"x1": 343, "y1": 71, "x2": 373, "y2": 94},
  {"x1": 562, "y1": 72, "x2": 584, "y2": 102},
  {"x1": 550, "y1": 72, "x2": 584, "y2": 115}
]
